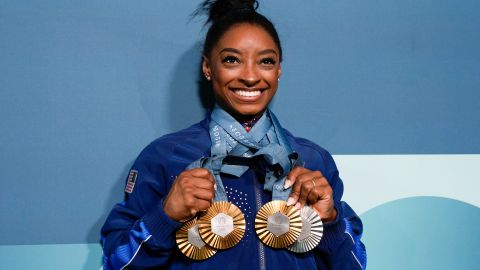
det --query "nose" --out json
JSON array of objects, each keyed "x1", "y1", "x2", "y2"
[{"x1": 239, "y1": 62, "x2": 260, "y2": 87}]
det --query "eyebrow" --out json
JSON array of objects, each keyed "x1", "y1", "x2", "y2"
[
  {"x1": 219, "y1": 48, "x2": 241, "y2": 55},
  {"x1": 218, "y1": 48, "x2": 278, "y2": 56},
  {"x1": 258, "y1": 49, "x2": 278, "y2": 56}
]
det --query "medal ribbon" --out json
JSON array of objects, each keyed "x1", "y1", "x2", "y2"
[{"x1": 187, "y1": 106, "x2": 302, "y2": 201}]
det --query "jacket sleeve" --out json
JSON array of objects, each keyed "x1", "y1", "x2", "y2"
[
  {"x1": 313, "y1": 151, "x2": 367, "y2": 270},
  {"x1": 100, "y1": 143, "x2": 183, "y2": 269}
]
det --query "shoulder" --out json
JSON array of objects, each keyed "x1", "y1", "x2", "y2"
[
  {"x1": 151, "y1": 121, "x2": 209, "y2": 151},
  {"x1": 283, "y1": 128, "x2": 337, "y2": 172},
  {"x1": 135, "y1": 119, "x2": 211, "y2": 168},
  {"x1": 283, "y1": 128, "x2": 330, "y2": 156}
]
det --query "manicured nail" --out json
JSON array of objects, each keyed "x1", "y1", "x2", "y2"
[
  {"x1": 287, "y1": 197, "x2": 295, "y2": 206},
  {"x1": 284, "y1": 179, "x2": 293, "y2": 189},
  {"x1": 295, "y1": 202, "x2": 302, "y2": 210}
]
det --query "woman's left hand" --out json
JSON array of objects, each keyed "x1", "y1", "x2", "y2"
[{"x1": 284, "y1": 167, "x2": 337, "y2": 223}]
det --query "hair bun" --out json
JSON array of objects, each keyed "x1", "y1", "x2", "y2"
[{"x1": 197, "y1": 0, "x2": 259, "y2": 24}]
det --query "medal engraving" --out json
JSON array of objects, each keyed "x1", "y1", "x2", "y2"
[
  {"x1": 297, "y1": 218, "x2": 311, "y2": 242},
  {"x1": 187, "y1": 225, "x2": 205, "y2": 248},
  {"x1": 267, "y1": 212, "x2": 290, "y2": 236},
  {"x1": 176, "y1": 218, "x2": 217, "y2": 260},
  {"x1": 211, "y1": 213, "x2": 234, "y2": 237},
  {"x1": 255, "y1": 200, "x2": 302, "y2": 248},
  {"x1": 287, "y1": 206, "x2": 323, "y2": 253},
  {"x1": 198, "y1": 201, "x2": 246, "y2": 249}
]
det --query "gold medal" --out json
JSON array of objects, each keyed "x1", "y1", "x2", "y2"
[
  {"x1": 287, "y1": 206, "x2": 323, "y2": 253},
  {"x1": 198, "y1": 201, "x2": 246, "y2": 249},
  {"x1": 255, "y1": 200, "x2": 302, "y2": 248},
  {"x1": 176, "y1": 217, "x2": 217, "y2": 260}
]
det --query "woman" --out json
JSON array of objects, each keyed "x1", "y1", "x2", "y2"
[{"x1": 101, "y1": 1, "x2": 366, "y2": 269}]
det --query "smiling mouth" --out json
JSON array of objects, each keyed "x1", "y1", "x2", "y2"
[{"x1": 232, "y1": 89, "x2": 264, "y2": 97}]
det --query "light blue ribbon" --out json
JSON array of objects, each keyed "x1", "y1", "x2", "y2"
[{"x1": 187, "y1": 106, "x2": 302, "y2": 202}]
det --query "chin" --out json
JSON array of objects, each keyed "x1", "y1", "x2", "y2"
[{"x1": 230, "y1": 105, "x2": 267, "y2": 119}]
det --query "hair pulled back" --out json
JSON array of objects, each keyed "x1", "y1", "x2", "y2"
[{"x1": 196, "y1": 0, "x2": 282, "y2": 61}]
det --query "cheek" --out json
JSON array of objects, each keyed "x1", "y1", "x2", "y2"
[
  {"x1": 262, "y1": 70, "x2": 280, "y2": 86},
  {"x1": 213, "y1": 67, "x2": 239, "y2": 83},
  {"x1": 211, "y1": 70, "x2": 235, "y2": 97}
]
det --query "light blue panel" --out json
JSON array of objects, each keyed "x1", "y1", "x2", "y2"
[
  {"x1": 335, "y1": 154, "x2": 480, "y2": 215},
  {"x1": 361, "y1": 196, "x2": 480, "y2": 270},
  {"x1": 0, "y1": 244, "x2": 102, "y2": 270}
]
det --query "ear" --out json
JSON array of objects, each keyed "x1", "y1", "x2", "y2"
[
  {"x1": 277, "y1": 64, "x2": 282, "y2": 80},
  {"x1": 202, "y1": 56, "x2": 212, "y2": 78}
]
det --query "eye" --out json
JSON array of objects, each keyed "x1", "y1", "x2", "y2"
[
  {"x1": 222, "y1": 56, "x2": 240, "y2": 64},
  {"x1": 260, "y1": 57, "x2": 276, "y2": 66}
]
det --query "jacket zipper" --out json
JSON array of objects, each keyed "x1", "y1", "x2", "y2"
[{"x1": 254, "y1": 171, "x2": 266, "y2": 270}]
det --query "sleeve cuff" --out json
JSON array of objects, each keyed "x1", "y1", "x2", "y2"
[{"x1": 142, "y1": 199, "x2": 183, "y2": 244}]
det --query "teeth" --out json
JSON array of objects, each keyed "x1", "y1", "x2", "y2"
[{"x1": 234, "y1": 90, "x2": 262, "y2": 97}]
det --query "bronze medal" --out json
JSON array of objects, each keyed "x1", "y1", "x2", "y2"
[
  {"x1": 255, "y1": 200, "x2": 303, "y2": 248},
  {"x1": 176, "y1": 217, "x2": 217, "y2": 260},
  {"x1": 287, "y1": 206, "x2": 323, "y2": 253},
  {"x1": 198, "y1": 201, "x2": 246, "y2": 249}
]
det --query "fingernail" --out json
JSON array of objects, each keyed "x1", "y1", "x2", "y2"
[
  {"x1": 287, "y1": 197, "x2": 295, "y2": 206},
  {"x1": 295, "y1": 202, "x2": 302, "y2": 210},
  {"x1": 284, "y1": 179, "x2": 293, "y2": 189}
]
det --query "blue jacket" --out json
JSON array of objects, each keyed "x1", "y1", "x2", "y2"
[{"x1": 101, "y1": 116, "x2": 366, "y2": 269}]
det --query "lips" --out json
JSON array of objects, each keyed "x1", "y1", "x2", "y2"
[
  {"x1": 230, "y1": 88, "x2": 266, "y2": 100},
  {"x1": 234, "y1": 89, "x2": 262, "y2": 97}
]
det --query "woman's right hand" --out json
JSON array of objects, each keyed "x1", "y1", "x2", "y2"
[{"x1": 163, "y1": 168, "x2": 216, "y2": 222}]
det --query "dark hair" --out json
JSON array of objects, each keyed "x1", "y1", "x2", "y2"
[{"x1": 195, "y1": 0, "x2": 283, "y2": 61}]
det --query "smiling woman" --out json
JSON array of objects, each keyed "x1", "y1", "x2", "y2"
[
  {"x1": 203, "y1": 24, "x2": 281, "y2": 122},
  {"x1": 100, "y1": 0, "x2": 366, "y2": 269}
]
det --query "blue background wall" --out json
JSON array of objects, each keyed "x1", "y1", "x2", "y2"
[{"x1": 1, "y1": 1, "x2": 479, "y2": 269}]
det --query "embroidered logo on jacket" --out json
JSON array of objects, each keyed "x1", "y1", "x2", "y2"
[{"x1": 124, "y1": 170, "x2": 138, "y2": 193}]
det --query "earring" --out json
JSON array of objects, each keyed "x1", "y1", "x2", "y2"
[{"x1": 204, "y1": 74, "x2": 211, "y2": 81}]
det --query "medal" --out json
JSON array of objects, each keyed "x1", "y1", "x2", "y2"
[
  {"x1": 198, "y1": 201, "x2": 246, "y2": 249},
  {"x1": 254, "y1": 200, "x2": 303, "y2": 248},
  {"x1": 287, "y1": 206, "x2": 323, "y2": 253},
  {"x1": 176, "y1": 217, "x2": 217, "y2": 260}
]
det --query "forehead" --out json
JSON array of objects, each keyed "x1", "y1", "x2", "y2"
[{"x1": 213, "y1": 23, "x2": 279, "y2": 53}]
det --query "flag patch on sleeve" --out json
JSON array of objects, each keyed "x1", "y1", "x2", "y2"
[{"x1": 124, "y1": 170, "x2": 138, "y2": 194}]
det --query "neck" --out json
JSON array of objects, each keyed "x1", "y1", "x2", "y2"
[
  {"x1": 241, "y1": 115, "x2": 260, "y2": 132},
  {"x1": 214, "y1": 106, "x2": 266, "y2": 132},
  {"x1": 229, "y1": 110, "x2": 266, "y2": 125},
  {"x1": 232, "y1": 111, "x2": 266, "y2": 132}
]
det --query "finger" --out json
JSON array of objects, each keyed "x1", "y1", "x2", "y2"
[
  {"x1": 287, "y1": 170, "x2": 311, "y2": 206},
  {"x1": 182, "y1": 195, "x2": 196, "y2": 210},
  {"x1": 306, "y1": 176, "x2": 332, "y2": 203},
  {"x1": 307, "y1": 178, "x2": 334, "y2": 215},
  {"x1": 195, "y1": 198, "x2": 213, "y2": 212},
  {"x1": 192, "y1": 168, "x2": 217, "y2": 190},
  {"x1": 180, "y1": 169, "x2": 215, "y2": 191},
  {"x1": 287, "y1": 188, "x2": 299, "y2": 206},
  {"x1": 284, "y1": 166, "x2": 308, "y2": 189},
  {"x1": 296, "y1": 173, "x2": 317, "y2": 208},
  {"x1": 307, "y1": 187, "x2": 319, "y2": 204},
  {"x1": 192, "y1": 177, "x2": 216, "y2": 190},
  {"x1": 315, "y1": 181, "x2": 333, "y2": 202},
  {"x1": 289, "y1": 171, "x2": 325, "y2": 207},
  {"x1": 189, "y1": 168, "x2": 214, "y2": 181},
  {"x1": 192, "y1": 187, "x2": 215, "y2": 201},
  {"x1": 181, "y1": 189, "x2": 213, "y2": 216}
]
